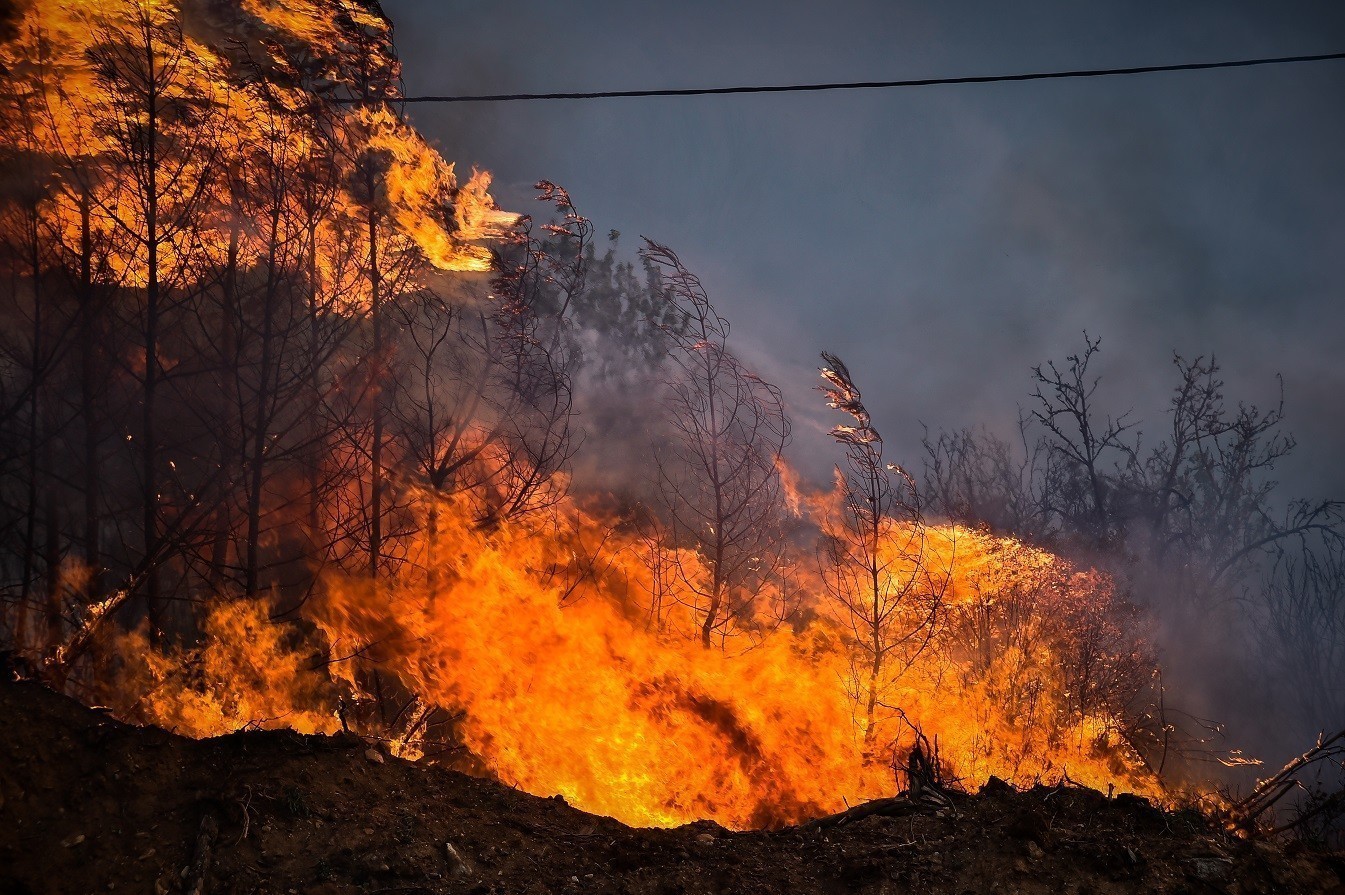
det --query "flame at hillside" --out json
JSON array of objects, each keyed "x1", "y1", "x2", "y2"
[{"x1": 113, "y1": 482, "x2": 1161, "y2": 829}]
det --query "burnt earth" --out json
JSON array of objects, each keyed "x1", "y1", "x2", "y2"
[{"x1": 0, "y1": 681, "x2": 1341, "y2": 895}]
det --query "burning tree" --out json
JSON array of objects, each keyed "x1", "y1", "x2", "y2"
[
  {"x1": 82, "y1": 3, "x2": 224, "y2": 639},
  {"x1": 0, "y1": 44, "x2": 63, "y2": 658},
  {"x1": 817, "y1": 353, "x2": 948, "y2": 759},
  {"x1": 0, "y1": 0, "x2": 518, "y2": 666},
  {"x1": 196, "y1": 82, "x2": 347, "y2": 600},
  {"x1": 478, "y1": 182, "x2": 586, "y2": 528},
  {"x1": 389, "y1": 183, "x2": 586, "y2": 574},
  {"x1": 642, "y1": 240, "x2": 791, "y2": 649}
]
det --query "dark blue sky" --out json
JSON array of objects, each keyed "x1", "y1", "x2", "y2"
[{"x1": 386, "y1": 0, "x2": 1345, "y2": 499}]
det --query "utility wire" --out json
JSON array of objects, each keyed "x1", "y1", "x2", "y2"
[{"x1": 372, "y1": 51, "x2": 1345, "y2": 104}]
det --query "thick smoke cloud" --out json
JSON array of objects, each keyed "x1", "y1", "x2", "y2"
[{"x1": 386, "y1": 0, "x2": 1344, "y2": 495}]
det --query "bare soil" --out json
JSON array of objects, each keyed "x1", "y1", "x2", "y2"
[{"x1": 1, "y1": 680, "x2": 1341, "y2": 894}]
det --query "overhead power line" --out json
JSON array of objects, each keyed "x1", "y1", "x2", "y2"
[{"x1": 374, "y1": 51, "x2": 1345, "y2": 104}]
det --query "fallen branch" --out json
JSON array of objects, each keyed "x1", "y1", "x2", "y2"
[
  {"x1": 1270, "y1": 787, "x2": 1345, "y2": 837},
  {"x1": 1232, "y1": 727, "x2": 1345, "y2": 830},
  {"x1": 799, "y1": 795, "x2": 923, "y2": 831},
  {"x1": 184, "y1": 814, "x2": 218, "y2": 895}
]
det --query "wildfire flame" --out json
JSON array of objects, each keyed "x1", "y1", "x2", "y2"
[
  {"x1": 5, "y1": 0, "x2": 1166, "y2": 832},
  {"x1": 115, "y1": 478, "x2": 1161, "y2": 829}
]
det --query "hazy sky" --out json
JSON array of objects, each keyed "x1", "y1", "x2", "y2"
[{"x1": 385, "y1": 0, "x2": 1345, "y2": 500}]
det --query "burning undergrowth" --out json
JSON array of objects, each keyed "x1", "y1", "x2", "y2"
[{"x1": 103, "y1": 483, "x2": 1164, "y2": 830}]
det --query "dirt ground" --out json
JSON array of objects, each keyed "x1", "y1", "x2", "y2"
[{"x1": 1, "y1": 680, "x2": 1342, "y2": 895}]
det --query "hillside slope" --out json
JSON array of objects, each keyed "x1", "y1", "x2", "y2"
[{"x1": 0, "y1": 681, "x2": 1340, "y2": 895}]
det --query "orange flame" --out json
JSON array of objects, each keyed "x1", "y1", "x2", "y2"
[
  {"x1": 11, "y1": 0, "x2": 1165, "y2": 831},
  {"x1": 112, "y1": 479, "x2": 1162, "y2": 829}
]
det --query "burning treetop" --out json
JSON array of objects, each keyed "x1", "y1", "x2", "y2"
[{"x1": 1, "y1": 0, "x2": 515, "y2": 286}]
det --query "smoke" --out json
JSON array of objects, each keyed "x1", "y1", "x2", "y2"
[{"x1": 952, "y1": 97, "x2": 1345, "y2": 773}]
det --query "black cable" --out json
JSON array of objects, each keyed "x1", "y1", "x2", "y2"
[{"x1": 366, "y1": 51, "x2": 1345, "y2": 105}]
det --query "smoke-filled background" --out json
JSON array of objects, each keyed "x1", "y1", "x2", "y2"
[
  {"x1": 389, "y1": 0, "x2": 1345, "y2": 763},
  {"x1": 389, "y1": 0, "x2": 1345, "y2": 496}
]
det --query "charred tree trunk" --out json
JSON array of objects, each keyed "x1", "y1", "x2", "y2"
[
  {"x1": 208, "y1": 216, "x2": 241, "y2": 593},
  {"x1": 18, "y1": 204, "x2": 42, "y2": 652},
  {"x1": 76, "y1": 186, "x2": 103, "y2": 605},
  {"x1": 141, "y1": 62, "x2": 163, "y2": 642},
  {"x1": 43, "y1": 484, "x2": 61, "y2": 654},
  {"x1": 367, "y1": 192, "x2": 383, "y2": 580},
  {"x1": 305, "y1": 220, "x2": 324, "y2": 561},
  {"x1": 244, "y1": 206, "x2": 283, "y2": 597}
]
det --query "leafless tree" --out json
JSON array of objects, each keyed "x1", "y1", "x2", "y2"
[
  {"x1": 81, "y1": 4, "x2": 221, "y2": 638},
  {"x1": 388, "y1": 293, "x2": 491, "y2": 568},
  {"x1": 335, "y1": 25, "x2": 404, "y2": 581},
  {"x1": 930, "y1": 339, "x2": 1340, "y2": 602},
  {"x1": 0, "y1": 61, "x2": 66, "y2": 656},
  {"x1": 388, "y1": 182, "x2": 586, "y2": 579},
  {"x1": 187, "y1": 92, "x2": 361, "y2": 600},
  {"x1": 1115, "y1": 355, "x2": 1301, "y2": 589},
  {"x1": 479, "y1": 182, "x2": 586, "y2": 528},
  {"x1": 1259, "y1": 524, "x2": 1345, "y2": 734},
  {"x1": 818, "y1": 352, "x2": 947, "y2": 756},
  {"x1": 923, "y1": 417, "x2": 1057, "y2": 542},
  {"x1": 1028, "y1": 334, "x2": 1137, "y2": 548},
  {"x1": 41, "y1": 88, "x2": 126, "y2": 617},
  {"x1": 642, "y1": 240, "x2": 790, "y2": 649}
]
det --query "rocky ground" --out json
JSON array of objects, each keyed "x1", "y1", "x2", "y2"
[{"x1": 1, "y1": 680, "x2": 1342, "y2": 895}]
